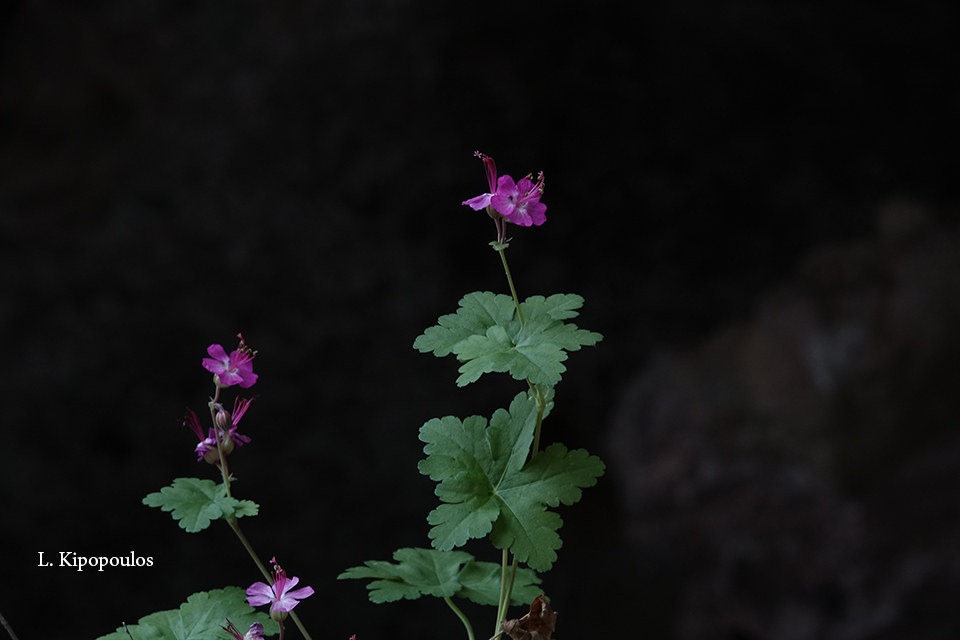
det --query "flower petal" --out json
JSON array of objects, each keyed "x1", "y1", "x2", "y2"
[
  {"x1": 463, "y1": 193, "x2": 493, "y2": 210},
  {"x1": 526, "y1": 201, "x2": 547, "y2": 226},
  {"x1": 246, "y1": 581, "x2": 275, "y2": 607}
]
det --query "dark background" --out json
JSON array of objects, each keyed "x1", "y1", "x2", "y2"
[{"x1": 2, "y1": 2, "x2": 959, "y2": 639}]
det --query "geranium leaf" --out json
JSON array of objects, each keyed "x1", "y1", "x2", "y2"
[
  {"x1": 338, "y1": 547, "x2": 540, "y2": 606},
  {"x1": 96, "y1": 587, "x2": 277, "y2": 640},
  {"x1": 414, "y1": 292, "x2": 601, "y2": 387},
  {"x1": 413, "y1": 292, "x2": 519, "y2": 358},
  {"x1": 418, "y1": 391, "x2": 604, "y2": 571},
  {"x1": 143, "y1": 478, "x2": 259, "y2": 533}
]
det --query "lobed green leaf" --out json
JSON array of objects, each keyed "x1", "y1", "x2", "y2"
[
  {"x1": 143, "y1": 478, "x2": 259, "y2": 533},
  {"x1": 418, "y1": 391, "x2": 604, "y2": 571},
  {"x1": 338, "y1": 547, "x2": 540, "y2": 606},
  {"x1": 414, "y1": 291, "x2": 602, "y2": 387},
  {"x1": 96, "y1": 587, "x2": 277, "y2": 640}
]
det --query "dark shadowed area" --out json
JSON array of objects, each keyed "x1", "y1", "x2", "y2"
[{"x1": 2, "y1": 2, "x2": 959, "y2": 639}]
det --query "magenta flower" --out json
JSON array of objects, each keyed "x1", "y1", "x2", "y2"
[
  {"x1": 222, "y1": 620, "x2": 265, "y2": 640},
  {"x1": 202, "y1": 333, "x2": 258, "y2": 388},
  {"x1": 247, "y1": 558, "x2": 315, "y2": 621},
  {"x1": 462, "y1": 151, "x2": 546, "y2": 228},
  {"x1": 184, "y1": 397, "x2": 253, "y2": 464},
  {"x1": 489, "y1": 174, "x2": 547, "y2": 227}
]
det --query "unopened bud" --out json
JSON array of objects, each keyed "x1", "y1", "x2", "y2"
[
  {"x1": 220, "y1": 431, "x2": 236, "y2": 455},
  {"x1": 202, "y1": 446, "x2": 221, "y2": 465},
  {"x1": 213, "y1": 404, "x2": 232, "y2": 431},
  {"x1": 201, "y1": 433, "x2": 234, "y2": 464}
]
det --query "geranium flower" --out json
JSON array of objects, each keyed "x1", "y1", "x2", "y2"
[
  {"x1": 222, "y1": 620, "x2": 265, "y2": 640},
  {"x1": 462, "y1": 151, "x2": 546, "y2": 228},
  {"x1": 247, "y1": 558, "x2": 315, "y2": 621},
  {"x1": 202, "y1": 333, "x2": 258, "y2": 388},
  {"x1": 489, "y1": 174, "x2": 546, "y2": 227},
  {"x1": 184, "y1": 397, "x2": 253, "y2": 464}
]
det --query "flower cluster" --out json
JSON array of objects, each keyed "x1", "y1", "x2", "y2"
[
  {"x1": 191, "y1": 340, "x2": 318, "y2": 635},
  {"x1": 463, "y1": 151, "x2": 546, "y2": 229},
  {"x1": 184, "y1": 397, "x2": 253, "y2": 464},
  {"x1": 184, "y1": 335, "x2": 259, "y2": 465}
]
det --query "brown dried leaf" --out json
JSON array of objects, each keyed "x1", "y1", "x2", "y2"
[{"x1": 501, "y1": 594, "x2": 557, "y2": 640}]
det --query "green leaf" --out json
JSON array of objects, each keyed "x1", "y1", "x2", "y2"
[
  {"x1": 96, "y1": 587, "x2": 277, "y2": 640},
  {"x1": 143, "y1": 478, "x2": 259, "y2": 533},
  {"x1": 338, "y1": 547, "x2": 540, "y2": 606},
  {"x1": 456, "y1": 560, "x2": 542, "y2": 606},
  {"x1": 414, "y1": 292, "x2": 601, "y2": 387},
  {"x1": 414, "y1": 292, "x2": 519, "y2": 358},
  {"x1": 418, "y1": 392, "x2": 604, "y2": 571}
]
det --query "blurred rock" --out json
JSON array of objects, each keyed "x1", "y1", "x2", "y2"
[{"x1": 608, "y1": 203, "x2": 960, "y2": 639}]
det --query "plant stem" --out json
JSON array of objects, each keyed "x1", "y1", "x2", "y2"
[
  {"x1": 226, "y1": 518, "x2": 313, "y2": 640},
  {"x1": 503, "y1": 557, "x2": 519, "y2": 618},
  {"x1": 444, "y1": 596, "x2": 475, "y2": 640},
  {"x1": 0, "y1": 612, "x2": 20, "y2": 640},
  {"x1": 529, "y1": 384, "x2": 547, "y2": 457},
  {"x1": 496, "y1": 245, "x2": 525, "y2": 326},
  {"x1": 494, "y1": 550, "x2": 523, "y2": 637},
  {"x1": 491, "y1": 237, "x2": 549, "y2": 635},
  {"x1": 287, "y1": 611, "x2": 310, "y2": 640},
  {"x1": 227, "y1": 517, "x2": 273, "y2": 583},
  {"x1": 495, "y1": 548, "x2": 509, "y2": 635},
  {"x1": 207, "y1": 385, "x2": 234, "y2": 497}
]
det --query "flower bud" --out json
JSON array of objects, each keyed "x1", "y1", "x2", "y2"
[
  {"x1": 214, "y1": 403, "x2": 232, "y2": 431},
  {"x1": 200, "y1": 440, "x2": 220, "y2": 464},
  {"x1": 222, "y1": 430, "x2": 237, "y2": 453}
]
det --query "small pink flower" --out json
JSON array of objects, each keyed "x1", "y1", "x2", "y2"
[
  {"x1": 462, "y1": 151, "x2": 546, "y2": 228},
  {"x1": 184, "y1": 397, "x2": 253, "y2": 463},
  {"x1": 202, "y1": 333, "x2": 258, "y2": 388},
  {"x1": 222, "y1": 620, "x2": 265, "y2": 640},
  {"x1": 489, "y1": 174, "x2": 547, "y2": 227},
  {"x1": 247, "y1": 558, "x2": 315, "y2": 620}
]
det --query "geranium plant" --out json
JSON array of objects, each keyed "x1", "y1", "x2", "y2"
[
  {"x1": 93, "y1": 151, "x2": 602, "y2": 640},
  {"x1": 340, "y1": 152, "x2": 604, "y2": 640}
]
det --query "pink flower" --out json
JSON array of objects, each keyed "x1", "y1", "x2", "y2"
[
  {"x1": 489, "y1": 174, "x2": 547, "y2": 227},
  {"x1": 222, "y1": 620, "x2": 265, "y2": 640},
  {"x1": 462, "y1": 151, "x2": 546, "y2": 228},
  {"x1": 202, "y1": 333, "x2": 258, "y2": 388},
  {"x1": 247, "y1": 558, "x2": 315, "y2": 620},
  {"x1": 184, "y1": 397, "x2": 253, "y2": 464}
]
